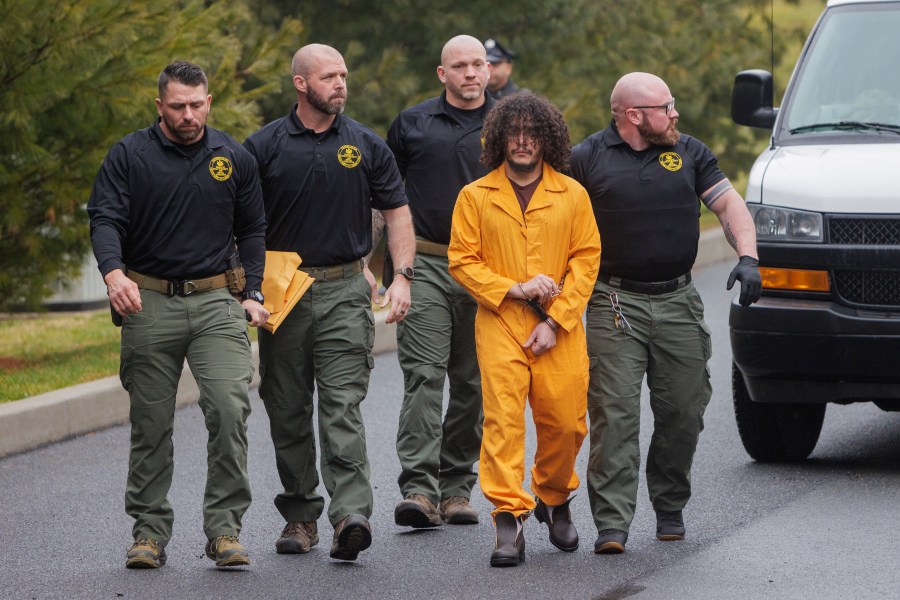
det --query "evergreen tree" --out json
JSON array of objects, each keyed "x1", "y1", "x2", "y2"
[{"x1": 0, "y1": 0, "x2": 300, "y2": 309}]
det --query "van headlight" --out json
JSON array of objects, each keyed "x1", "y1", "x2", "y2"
[{"x1": 747, "y1": 205, "x2": 823, "y2": 242}]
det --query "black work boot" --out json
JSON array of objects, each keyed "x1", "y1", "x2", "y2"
[
  {"x1": 656, "y1": 509, "x2": 686, "y2": 541},
  {"x1": 594, "y1": 528, "x2": 628, "y2": 554},
  {"x1": 534, "y1": 496, "x2": 579, "y2": 552},
  {"x1": 490, "y1": 511, "x2": 525, "y2": 567}
]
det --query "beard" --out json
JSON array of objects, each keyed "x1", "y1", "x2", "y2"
[
  {"x1": 507, "y1": 156, "x2": 540, "y2": 172},
  {"x1": 638, "y1": 118, "x2": 680, "y2": 147},
  {"x1": 307, "y1": 85, "x2": 345, "y2": 115},
  {"x1": 452, "y1": 82, "x2": 484, "y2": 102},
  {"x1": 163, "y1": 115, "x2": 203, "y2": 143}
]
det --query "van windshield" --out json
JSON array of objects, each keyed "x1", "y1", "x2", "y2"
[{"x1": 781, "y1": 2, "x2": 900, "y2": 140}]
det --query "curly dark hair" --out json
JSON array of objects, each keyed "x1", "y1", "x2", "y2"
[{"x1": 481, "y1": 93, "x2": 571, "y2": 171}]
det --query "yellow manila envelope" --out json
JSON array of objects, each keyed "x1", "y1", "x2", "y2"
[{"x1": 260, "y1": 251, "x2": 313, "y2": 333}]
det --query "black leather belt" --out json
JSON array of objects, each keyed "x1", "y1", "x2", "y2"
[
  {"x1": 599, "y1": 272, "x2": 691, "y2": 295},
  {"x1": 299, "y1": 259, "x2": 363, "y2": 281}
]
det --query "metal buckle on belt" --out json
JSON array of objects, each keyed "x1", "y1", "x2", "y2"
[{"x1": 166, "y1": 280, "x2": 197, "y2": 297}]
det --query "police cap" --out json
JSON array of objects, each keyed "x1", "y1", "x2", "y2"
[{"x1": 484, "y1": 38, "x2": 517, "y2": 63}]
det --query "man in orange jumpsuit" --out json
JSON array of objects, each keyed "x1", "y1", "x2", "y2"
[{"x1": 448, "y1": 93, "x2": 600, "y2": 567}]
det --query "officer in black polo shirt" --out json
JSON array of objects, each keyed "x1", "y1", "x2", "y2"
[
  {"x1": 243, "y1": 43, "x2": 415, "y2": 562},
  {"x1": 88, "y1": 60, "x2": 269, "y2": 570},
  {"x1": 569, "y1": 72, "x2": 761, "y2": 555},
  {"x1": 385, "y1": 34, "x2": 494, "y2": 530}
]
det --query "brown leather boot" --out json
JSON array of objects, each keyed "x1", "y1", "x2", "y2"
[
  {"x1": 490, "y1": 511, "x2": 525, "y2": 567},
  {"x1": 394, "y1": 494, "x2": 442, "y2": 528},
  {"x1": 439, "y1": 496, "x2": 480, "y2": 524},
  {"x1": 275, "y1": 521, "x2": 319, "y2": 554},
  {"x1": 329, "y1": 514, "x2": 372, "y2": 561},
  {"x1": 534, "y1": 496, "x2": 579, "y2": 552}
]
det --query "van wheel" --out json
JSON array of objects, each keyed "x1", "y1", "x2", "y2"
[{"x1": 732, "y1": 363, "x2": 825, "y2": 462}]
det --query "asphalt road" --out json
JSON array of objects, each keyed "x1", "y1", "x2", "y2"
[{"x1": 2, "y1": 260, "x2": 899, "y2": 600}]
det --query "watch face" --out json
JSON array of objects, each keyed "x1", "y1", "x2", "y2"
[
  {"x1": 396, "y1": 266, "x2": 414, "y2": 280},
  {"x1": 244, "y1": 290, "x2": 264, "y2": 303}
]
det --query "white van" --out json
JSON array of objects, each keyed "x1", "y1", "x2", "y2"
[{"x1": 729, "y1": 0, "x2": 900, "y2": 461}]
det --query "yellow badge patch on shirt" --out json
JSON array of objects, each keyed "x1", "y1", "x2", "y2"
[
  {"x1": 209, "y1": 156, "x2": 233, "y2": 181},
  {"x1": 658, "y1": 152, "x2": 682, "y2": 172},
  {"x1": 338, "y1": 145, "x2": 362, "y2": 168}
]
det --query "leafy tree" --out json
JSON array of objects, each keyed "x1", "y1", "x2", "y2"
[
  {"x1": 257, "y1": 0, "x2": 803, "y2": 179},
  {"x1": 0, "y1": 0, "x2": 300, "y2": 309}
]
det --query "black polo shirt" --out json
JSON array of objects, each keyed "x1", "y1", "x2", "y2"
[
  {"x1": 88, "y1": 121, "x2": 267, "y2": 289},
  {"x1": 387, "y1": 93, "x2": 494, "y2": 245},
  {"x1": 569, "y1": 122, "x2": 726, "y2": 282},
  {"x1": 244, "y1": 107, "x2": 407, "y2": 266}
]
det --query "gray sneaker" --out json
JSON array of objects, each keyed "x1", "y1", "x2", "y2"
[
  {"x1": 394, "y1": 494, "x2": 442, "y2": 528},
  {"x1": 656, "y1": 510, "x2": 686, "y2": 541}
]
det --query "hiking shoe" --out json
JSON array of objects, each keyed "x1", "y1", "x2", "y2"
[
  {"x1": 330, "y1": 514, "x2": 372, "y2": 561},
  {"x1": 594, "y1": 529, "x2": 628, "y2": 554},
  {"x1": 656, "y1": 510, "x2": 686, "y2": 541},
  {"x1": 439, "y1": 496, "x2": 480, "y2": 525},
  {"x1": 394, "y1": 494, "x2": 442, "y2": 528},
  {"x1": 275, "y1": 521, "x2": 319, "y2": 554},
  {"x1": 125, "y1": 538, "x2": 166, "y2": 568},
  {"x1": 205, "y1": 535, "x2": 250, "y2": 567}
]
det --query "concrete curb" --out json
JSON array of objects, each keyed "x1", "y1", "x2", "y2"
[{"x1": 0, "y1": 228, "x2": 728, "y2": 459}]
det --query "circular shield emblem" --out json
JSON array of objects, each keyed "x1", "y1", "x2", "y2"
[
  {"x1": 337, "y1": 145, "x2": 362, "y2": 168},
  {"x1": 209, "y1": 156, "x2": 233, "y2": 181},
  {"x1": 658, "y1": 152, "x2": 682, "y2": 172}
]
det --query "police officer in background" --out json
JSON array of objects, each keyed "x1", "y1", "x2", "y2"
[
  {"x1": 385, "y1": 34, "x2": 494, "y2": 530},
  {"x1": 569, "y1": 72, "x2": 761, "y2": 555},
  {"x1": 244, "y1": 43, "x2": 415, "y2": 562},
  {"x1": 484, "y1": 38, "x2": 529, "y2": 99},
  {"x1": 88, "y1": 60, "x2": 269, "y2": 570}
]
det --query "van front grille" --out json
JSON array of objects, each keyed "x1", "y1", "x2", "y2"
[
  {"x1": 829, "y1": 218, "x2": 900, "y2": 245},
  {"x1": 833, "y1": 270, "x2": 900, "y2": 307}
]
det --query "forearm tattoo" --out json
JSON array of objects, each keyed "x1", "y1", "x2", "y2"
[
  {"x1": 723, "y1": 222, "x2": 738, "y2": 250},
  {"x1": 365, "y1": 209, "x2": 387, "y2": 266},
  {"x1": 703, "y1": 180, "x2": 733, "y2": 208}
]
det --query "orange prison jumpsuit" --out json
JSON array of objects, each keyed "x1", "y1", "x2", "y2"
[{"x1": 448, "y1": 164, "x2": 600, "y2": 516}]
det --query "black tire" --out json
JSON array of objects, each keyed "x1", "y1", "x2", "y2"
[{"x1": 732, "y1": 363, "x2": 826, "y2": 462}]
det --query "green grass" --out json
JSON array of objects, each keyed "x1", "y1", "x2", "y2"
[
  {"x1": 0, "y1": 310, "x2": 122, "y2": 403},
  {"x1": 0, "y1": 309, "x2": 260, "y2": 403}
]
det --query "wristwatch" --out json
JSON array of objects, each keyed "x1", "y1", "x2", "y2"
[
  {"x1": 241, "y1": 289, "x2": 264, "y2": 303},
  {"x1": 393, "y1": 266, "x2": 415, "y2": 281}
]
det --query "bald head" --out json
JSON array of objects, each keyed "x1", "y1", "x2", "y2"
[
  {"x1": 440, "y1": 35, "x2": 485, "y2": 66},
  {"x1": 291, "y1": 43, "x2": 344, "y2": 78},
  {"x1": 610, "y1": 72, "x2": 670, "y2": 117},
  {"x1": 437, "y1": 34, "x2": 489, "y2": 109}
]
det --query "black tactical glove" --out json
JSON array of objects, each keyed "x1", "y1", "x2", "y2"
[{"x1": 726, "y1": 255, "x2": 762, "y2": 306}]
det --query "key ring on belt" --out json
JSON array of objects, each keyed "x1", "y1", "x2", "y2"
[{"x1": 608, "y1": 291, "x2": 634, "y2": 337}]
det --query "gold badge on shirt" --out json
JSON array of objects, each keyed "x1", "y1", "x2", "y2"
[
  {"x1": 658, "y1": 152, "x2": 682, "y2": 172},
  {"x1": 209, "y1": 156, "x2": 233, "y2": 181},
  {"x1": 338, "y1": 145, "x2": 362, "y2": 168}
]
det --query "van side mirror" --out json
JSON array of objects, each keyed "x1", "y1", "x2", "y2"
[{"x1": 732, "y1": 69, "x2": 778, "y2": 129}]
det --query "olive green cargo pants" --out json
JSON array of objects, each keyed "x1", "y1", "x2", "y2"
[
  {"x1": 585, "y1": 280, "x2": 712, "y2": 533},
  {"x1": 258, "y1": 271, "x2": 374, "y2": 526},
  {"x1": 395, "y1": 253, "x2": 482, "y2": 504},
  {"x1": 121, "y1": 288, "x2": 253, "y2": 546}
]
